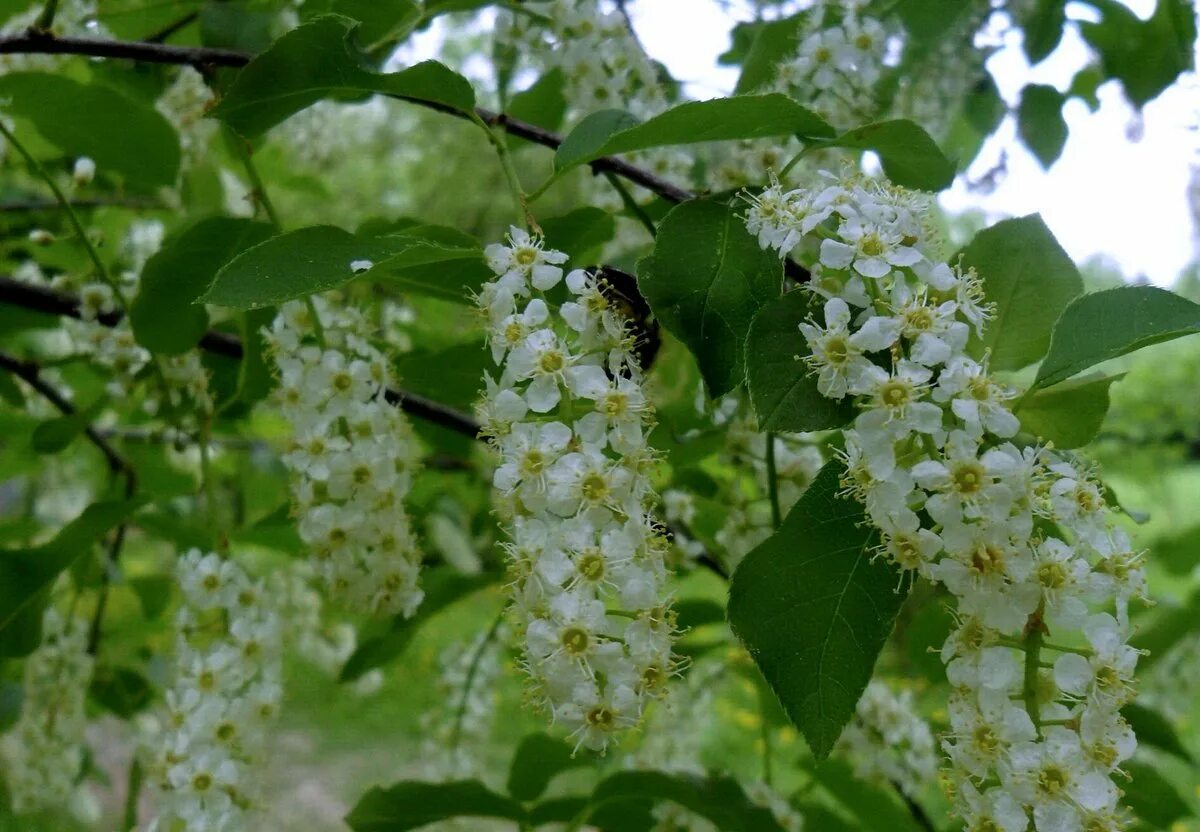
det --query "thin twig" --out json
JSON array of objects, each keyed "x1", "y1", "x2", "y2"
[
  {"x1": 143, "y1": 10, "x2": 199, "y2": 43},
  {"x1": 0, "y1": 196, "x2": 164, "y2": 212}
]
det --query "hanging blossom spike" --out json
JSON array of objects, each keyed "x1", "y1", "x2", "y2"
[
  {"x1": 264, "y1": 295, "x2": 424, "y2": 617},
  {"x1": 744, "y1": 171, "x2": 1148, "y2": 832},
  {"x1": 145, "y1": 550, "x2": 283, "y2": 832},
  {"x1": 477, "y1": 226, "x2": 676, "y2": 753}
]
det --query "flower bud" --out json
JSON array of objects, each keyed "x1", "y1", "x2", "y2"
[
  {"x1": 72, "y1": 156, "x2": 95, "y2": 186},
  {"x1": 28, "y1": 229, "x2": 54, "y2": 246}
]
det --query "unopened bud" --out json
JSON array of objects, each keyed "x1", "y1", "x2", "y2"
[
  {"x1": 28, "y1": 229, "x2": 54, "y2": 246},
  {"x1": 72, "y1": 156, "x2": 96, "y2": 186}
]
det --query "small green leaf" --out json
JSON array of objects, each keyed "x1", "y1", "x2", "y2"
[
  {"x1": 728, "y1": 463, "x2": 907, "y2": 759},
  {"x1": 1081, "y1": 0, "x2": 1196, "y2": 108},
  {"x1": 1152, "y1": 524, "x2": 1200, "y2": 577},
  {"x1": 1015, "y1": 372, "x2": 1122, "y2": 448},
  {"x1": 508, "y1": 68, "x2": 568, "y2": 133},
  {"x1": 893, "y1": 0, "x2": 976, "y2": 41},
  {"x1": 89, "y1": 665, "x2": 154, "y2": 718},
  {"x1": 808, "y1": 758, "x2": 923, "y2": 832},
  {"x1": 300, "y1": 0, "x2": 422, "y2": 48},
  {"x1": 587, "y1": 771, "x2": 786, "y2": 831},
  {"x1": 0, "y1": 73, "x2": 181, "y2": 190},
  {"x1": 339, "y1": 569, "x2": 500, "y2": 681},
  {"x1": 958, "y1": 214, "x2": 1083, "y2": 371},
  {"x1": 638, "y1": 200, "x2": 782, "y2": 397},
  {"x1": 0, "y1": 499, "x2": 144, "y2": 654},
  {"x1": 734, "y1": 13, "x2": 809, "y2": 93},
  {"x1": 818, "y1": 120, "x2": 957, "y2": 191},
  {"x1": 131, "y1": 218, "x2": 275, "y2": 355},
  {"x1": 1131, "y1": 590, "x2": 1200, "y2": 665},
  {"x1": 540, "y1": 207, "x2": 617, "y2": 262},
  {"x1": 506, "y1": 733, "x2": 591, "y2": 802},
  {"x1": 129, "y1": 575, "x2": 174, "y2": 621},
  {"x1": 371, "y1": 226, "x2": 492, "y2": 303},
  {"x1": 554, "y1": 95, "x2": 834, "y2": 172},
  {"x1": 1020, "y1": 0, "x2": 1068, "y2": 63},
  {"x1": 1018, "y1": 84, "x2": 1068, "y2": 168},
  {"x1": 0, "y1": 373, "x2": 23, "y2": 407},
  {"x1": 1033, "y1": 286, "x2": 1200, "y2": 390},
  {"x1": 345, "y1": 780, "x2": 527, "y2": 831},
  {"x1": 1122, "y1": 703, "x2": 1193, "y2": 763},
  {"x1": 746, "y1": 290, "x2": 856, "y2": 432},
  {"x1": 213, "y1": 16, "x2": 476, "y2": 138},
  {"x1": 31, "y1": 398, "x2": 106, "y2": 455}
]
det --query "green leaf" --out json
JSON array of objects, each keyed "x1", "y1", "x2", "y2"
[
  {"x1": 0, "y1": 373, "x2": 23, "y2": 407},
  {"x1": 89, "y1": 665, "x2": 154, "y2": 718},
  {"x1": 0, "y1": 499, "x2": 143, "y2": 654},
  {"x1": 0, "y1": 73, "x2": 181, "y2": 190},
  {"x1": 733, "y1": 13, "x2": 809, "y2": 94},
  {"x1": 1080, "y1": 0, "x2": 1197, "y2": 108},
  {"x1": 506, "y1": 733, "x2": 591, "y2": 802},
  {"x1": 1152, "y1": 524, "x2": 1200, "y2": 577},
  {"x1": 236, "y1": 308, "x2": 278, "y2": 406},
  {"x1": 1015, "y1": 372, "x2": 1122, "y2": 448},
  {"x1": 1122, "y1": 759, "x2": 1192, "y2": 830},
  {"x1": 371, "y1": 225, "x2": 492, "y2": 304},
  {"x1": 817, "y1": 120, "x2": 956, "y2": 191},
  {"x1": 1033, "y1": 285, "x2": 1200, "y2": 390},
  {"x1": 339, "y1": 569, "x2": 499, "y2": 681},
  {"x1": 540, "y1": 207, "x2": 617, "y2": 263},
  {"x1": 587, "y1": 771, "x2": 786, "y2": 831},
  {"x1": 131, "y1": 218, "x2": 275, "y2": 355},
  {"x1": 508, "y1": 68, "x2": 569, "y2": 133},
  {"x1": 808, "y1": 758, "x2": 923, "y2": 832},
  {"x1": 554, "y1": 95, "x2": 834, "y2": 172},
  {"x1": 746, "y1": 290, "x2": 856, "y2": 432},
  {"x1": 129, "y1": 575, "x2": 174, "y2": 621},
  {"x1": 345, "y1": 780, "x2": 527, "y2": 831},
  {"x1": 1019, "y1": 0, "x2": 1068, "y2": 63},
  {"x1": 1017, "y1": 84, "x2": 1068, "y2": 168},
  {"x1": 1122, "y1": 704, "x2": 1193, "y2": 763},
  {"x1": 212, "y1": 16, "x2": 476, "y2": 138},
  {"x1": 300, "y1": 0, "x2": 422, "y2": 48},
  {"x1": 30, "y1": 397, "x2": 106, "y2": 455},
  {"x1": 728, "y1": 462, "x2": 907, "y2": 759},
  {"x1": 638, "y1": 200, "x2": 782, "y2": 396},
  {"x1": 958, "y1": 214, "x2": 1083, "y2": 371},
  {"x1": 1131, "y1": 590, "x2": 1200, "y2": 666},
  {"x1": 893, "y1": 0, "x2": 975, "y2": 41}
]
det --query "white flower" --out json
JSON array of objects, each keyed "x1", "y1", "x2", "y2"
[
  {"x1": 484, "y1": 226, "x2": 568, "y2": 290},
  {"x1": 798, "y1": 297, "x2": 889, "y2": 399},
  {"x1": 72, "y1": 156, "x2": 95, "y2": 186},
  {"x1": 820, "y1": 215, "x2": 924, "y2": 279},
  {"x1": 933, "y1": 356, "x2": 1020, "y2": 438}
]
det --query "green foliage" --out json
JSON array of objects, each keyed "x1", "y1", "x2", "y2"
[
  {"x1": 1033, "y1": 286, "x2": 1200, "y2": 389},
  {"x1": 746, "y1": 290, "x2": 855, "y2": 432},
  {"x1": 806, "y1": 758, "x2": 923, "y2": 832},
  {"x1": 728, "y1": 463, "x2": 907, "y2": 759},
  {"x1": 0, "y1": 72, "x2": 181, "y2": 190},
  {"x1": 89, "y1": 665, "x2": 154, "y2": 718},
  {"x1": 958, "y1": 214, "x2": 1083, "y2": 371},
  {"x1": 584, "y1": 771, "x2": 788, "y2": 831},
  {"x1": 1122, "y1": 703, "x2": 1194, "y2": 763},
  {"x1": 1015, "y1": 372, "x2": 1123, "y2": 448},
  {"x1": 1018, "y1": 0, "x2": 1068, "y2": 63},
  {"x1": 1017, "y1": 84, "x2": 1068, "y2": 168},
  {"x1": 300, "y1": 0, "x2": 422, "y2": 49},
  {"x1": 1122, "y1": 759, "x2": 1192, "y2": 830},
  {"x1": 30, "y1": 397, "x2": 106, "y2": 454},
  {"x1": 733, "y1": 13, "x2": 808, "y2": 94},
  {"x1": 212, "y1": 16, "x2": 476, "y2": 138},
  {"x1": 131, "y1": 218, "x2": 275, "y2": 354},
  {"x1": 505, "y1": 732, "x2": 589, "y2": 802},
  {"x1": 554, "y1": 94, "x2": 835, "y2": 173},
  {"x1": 815, "y1": 120, "x2": 956, "y2": 191},
  {"x1": 638, "y1": 200, "x2": 782, "y2": 396},
  {"x1": 1080, "y1": 0, "x2": 1197, "y2": 107},
  {"x1": 508, "y1": 68, "x2": 569, "y2": 133},
  {"x1": 344, "y1": 780, "x2": 527, "y2": 831}
]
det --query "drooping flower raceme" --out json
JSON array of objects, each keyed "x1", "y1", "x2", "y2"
[
  {"x1": 744, "y1": 172, "x2": 1147, "y2": 832},
  {"x1": 837, "y1": 679, "x2": 938, "y2": 799},
  {"x1": 477, "y1": 227, "x2": 675, "y2": 752},
  {"x1": 145, "y1": 551, "x2": 282, "y2": 832},
  {"x1": 0, "y1": 608, "x2": 94, "y2": 818},
  {"x1": 265, "y1": 295, "x2": 424, "y2": 617}
]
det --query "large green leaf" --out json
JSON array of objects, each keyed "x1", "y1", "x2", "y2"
[
  {"x1": 586, "y1": 771, "x2": 786, "y2": 831},
  {"x1": 506, "y1": 733, "x2": 591, "y2": 802},
  {"x1": 1122, "y1": 759, "x2": 1192, "y2": 830},
  {"x1": 131, "y1": 218, "x2": 275, "y2": 355},
  {"x1": 1080, "y1": 0, "x2": 1196, "y2": 108},
  {"x1": 808, "y1": 758, "x2": 923, "y2": 832},
  {"x1": 0, "y1": 72, "x2": 181, "y2": 190},
  {"x1": 1017, "y1": 84, "x2": 1068, "y2": 168},
  {"x1": 638, "y1": 200, "x2": 782, "y2": 397},
  {"x1": 746, "y1": 290, "x2": 856, "y2": 432},
  {"x1": 300, "y1": 0, "x2": 422, "y2": 48},
  {"x1": 1152, "y1": 524, "x2": 1200, "y2": 577},
  {"x1": 554, "y1": 95, "x2": 834, "y2": 172},
  {"x1": 345, "y1": 780, "x2": 526, "y2": 831},
  {"x1": 728, "y1": 463, "x2": 907, "y2": 759},
  {"x1": 212, "y1": 15, "x2": 476, "y2": 138},
  {"x1": 1121, "y1": 704, "x2": 1194, "y2": 764},
  {"x1": 958, "y1": 214, "x2": 1082, "y2": 371},
  {"x1": 817, "y1": 120, "x2": 957, "y2": 191},
  {"x1": 1015, "y1": 372, "x2": 1122, "y2": 448},
  {"x1": 1033, "y1": 285, "x2": 1200, "y2": 389},
  {"x1": 339, "y1": 569, "x2": 500, "y2": 681},
  {"x1": 0, "y1": 499, "x2": 144, "y2": 655}
]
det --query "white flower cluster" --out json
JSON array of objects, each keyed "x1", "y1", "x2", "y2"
[
  {"x1": 418, "y1": 627, "x2": 505, "y2": 778},
  {"x1": 145, "y1": 550, "x2": 282, "y2": 832},
  {"x1": 836, "y1": 679, "x2": 938, "y2": 799},
  {"x1": 0, "y1": 608, "x2": 93, "y2": 817},
  {"x1": 156, "y1": 67, "x2": 218, "y2": 163},
  {"x1": 772, "y1": 0, "x2": 890, "y2": 128},
  {"x1": 0, "y1": 0, "x2": 109, "y2": 74},
  {"x1": 744, "y1": 172, "x2": 1148, "y2": 832},
  {"x1": 477, "y1": 226, "x2": 675, "y2": 752},
  {"x1": 265, "y1": 296, "x2": 424, "y2": 617}
]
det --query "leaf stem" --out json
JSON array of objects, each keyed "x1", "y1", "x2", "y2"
[
  {"x1": 472, "y1": 113, "x2": 535, "y2": 231},
  {"x1": 33, "y1": 0, "x2": 58, "y2": 30},
  {"x1": 602, "y1": 172, "x2": 657, "y2": 239},
  {"x1": 224, "y1": 126, "x2": 281, "y2": 229},
  {"x1": 765, "y1": 432, "x2": 782, "y2": 530},
  {"x1": 778, "y1": 145, "x2": 811, "y2": 179},
  {"x1": 449, "y1": 610, "x2": 504, "y2": 755},
  {"x1": 122, "y1": 755, "x2": 143, "y2": 830},
  {"x1": 1021, "y1": 603, "x2": 1046, "y2": 738}
]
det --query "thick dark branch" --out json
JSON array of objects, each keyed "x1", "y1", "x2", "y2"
[
  {"x1": 0, "y1": 30, "x2": 247, "y2": 68},
  {"x1": 0, "y1": 196, "x2": 164, "y2": 212},
  {"x1": 0, "y1": 276, "x2": 482, "y2": 438}
]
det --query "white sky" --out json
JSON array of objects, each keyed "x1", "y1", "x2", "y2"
[{"x1": 629, "y1": 0, "x2": 1200, "y2": 286}]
